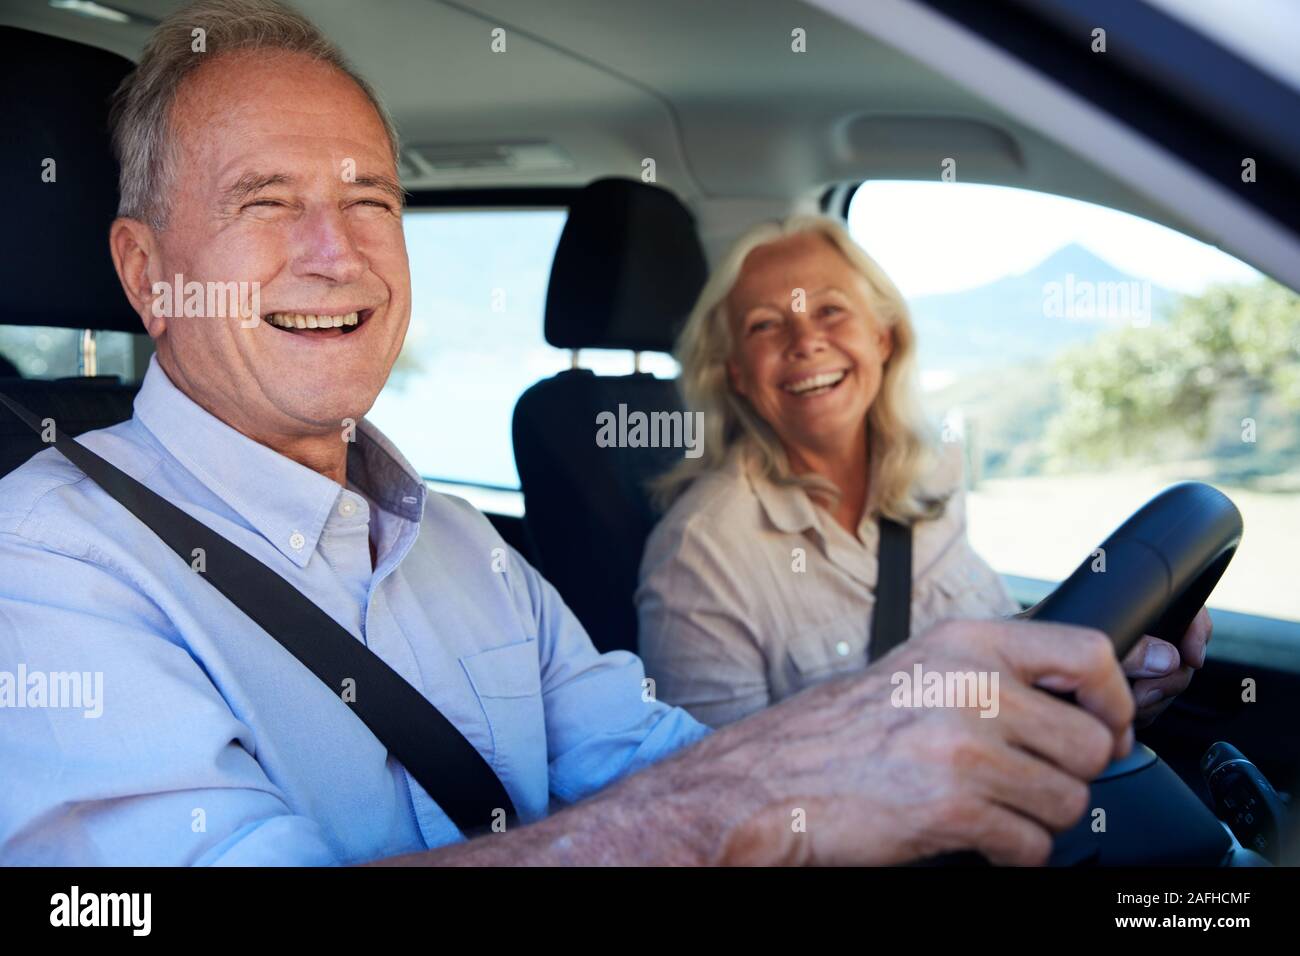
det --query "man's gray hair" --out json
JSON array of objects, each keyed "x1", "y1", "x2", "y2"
[{"x1": 109, "y1": 0, "x2": 400, "y2": 230}]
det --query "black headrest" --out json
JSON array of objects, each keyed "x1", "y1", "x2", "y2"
[
  {"x1": 1, "y1": 27, "x2": 138, "y2": 333},
  {"x1": 544, "y1": 178, "x2": 708, "y2": 353}
]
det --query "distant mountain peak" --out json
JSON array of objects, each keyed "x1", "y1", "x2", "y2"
[
  {"x1": 906, "y1": 241, "x2": 1176, "y2": 376},
  {"x1": 1019, "y1": 243, "x2": 1131, "y2": 282}
]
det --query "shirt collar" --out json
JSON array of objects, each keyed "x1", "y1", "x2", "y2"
[
  {"x1": 132, "y1": 355, "x2": 427, "y2": 568},
  {"x1": 740, "y1": 446, "x2": 820, "y2": 535},
  {"x1": 740, "y1": 436, "x2": 885, "y2": 540}
]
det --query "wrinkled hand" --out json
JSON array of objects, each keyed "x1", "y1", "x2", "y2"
[
  {"x1": 712, "y1": 617, "x2": 1134, "y2": 867},
  {"x1": 1121, "y1": 607, "x2": 1212, "y2": 725}
]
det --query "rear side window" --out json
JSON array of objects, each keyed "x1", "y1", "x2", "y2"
[
  {"x1": 370, "y1": 208, "x2": 676, "y2": 493},
  {"x1": 0, "y1": 326, "x2": 139, "y2": 382},
  {"x1": 367, "y1": 208, "x2": 568, "y2": 490}
]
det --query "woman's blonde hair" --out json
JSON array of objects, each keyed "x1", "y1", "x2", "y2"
[{"x1": 653, "y1": 213, "x2": 948, "y2": 522}]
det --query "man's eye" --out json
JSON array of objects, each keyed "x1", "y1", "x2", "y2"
[
  {"x1": 352, "y1": 199, "x2": 393, "y2": 211},
  {"x1": 243, "y1": 199, "x2": 286, "y2": 210}
]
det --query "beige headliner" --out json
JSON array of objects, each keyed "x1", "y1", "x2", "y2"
[{"x1": 3, "y1": 0, "x2": 1212, "y2": 255}]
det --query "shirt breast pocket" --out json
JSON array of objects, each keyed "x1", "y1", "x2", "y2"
[
  {"x1": 924, "y1": 549, "x2": 1009, "y2": 622},
  {"x1": 785, "y1": 617, "x2": 869, "y2": 694},
  {"x1": 459, "y1": 640, "x2": 548, "y2": 807}
]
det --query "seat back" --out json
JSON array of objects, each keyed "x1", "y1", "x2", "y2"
[
  {"x1": 0, "y1": 378, "x2": 139, "y2": 477},
  {"x1": 512, "y1": 178, "x2": 708, "y2": 653},
  {"x1": 1, "y1": 26, "x2": 138, "y2": 334},
  {"x1": 0, "y1": 27, "x2": 142, "y2": 478}
]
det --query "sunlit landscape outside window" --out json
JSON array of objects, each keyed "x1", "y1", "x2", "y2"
[
  {"x1": 849, "y1": 181, "x2": 1300, "y2": 623},
  {"x1": 369, "y1": 208, "x2": 674, "y2": 504},
  {"x1": 370, "y1": 209, "x2": 569, "y2": 492}
]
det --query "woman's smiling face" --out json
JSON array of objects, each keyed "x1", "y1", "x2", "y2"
[{"x1": 725, "y1": 231, "x2": 893, "y2": 461}]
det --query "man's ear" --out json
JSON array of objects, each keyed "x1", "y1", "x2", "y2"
[{"x1": 109, "y1": 217, "x2": 166, "y2": 337}]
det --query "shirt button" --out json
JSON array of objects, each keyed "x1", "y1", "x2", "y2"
[
  {"x1": 288, "y1": 531, "x2": 306, "y2": 551},
  {"x1": 835, "y1": 641, "x2": 851, "y2": 656},
  {"x1": 338, "y1": 498, "x2": 357, "y2": 518}
]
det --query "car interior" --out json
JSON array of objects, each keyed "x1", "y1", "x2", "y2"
[{"x1": 2, "y1": 0, "x2": 1298, "y2": 866}]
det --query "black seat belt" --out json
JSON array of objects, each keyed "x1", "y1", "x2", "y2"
[
  {"x1": 868, "y1": 516, "x2": 913, "y2": 660},
  {"x1": 0, "y1": 393, "x2": 517, "y2": 835}
]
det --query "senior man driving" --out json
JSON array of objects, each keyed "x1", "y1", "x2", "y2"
[{"x1": 0, "y1": 0, "x2": 1137, "y2": 867}]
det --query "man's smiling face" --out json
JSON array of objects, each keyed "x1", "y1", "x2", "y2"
[{"x1": 128, "y1": 49, "x2": 410, "y2": 443}]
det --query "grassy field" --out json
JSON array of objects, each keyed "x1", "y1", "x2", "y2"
[{"x1": 966, "y1": 465, "x2": 1300, "y2": 623}]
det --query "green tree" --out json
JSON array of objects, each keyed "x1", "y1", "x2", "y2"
[{"x1": 1045, "y1": 278, "x2": 1300, "y2": 467}]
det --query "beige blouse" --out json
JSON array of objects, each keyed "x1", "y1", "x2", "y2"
[{"x1": 635, "y1": 440, "x2": 1019, "y2": 727}]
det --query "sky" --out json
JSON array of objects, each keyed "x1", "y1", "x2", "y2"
[{"x1": 847, "y1": 180, "x2": 1262, "y2": 299}]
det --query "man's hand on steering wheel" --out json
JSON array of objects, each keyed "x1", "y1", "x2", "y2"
[{"x1": 1122, "y1": 606, "x2": 1213, "y2": 725}]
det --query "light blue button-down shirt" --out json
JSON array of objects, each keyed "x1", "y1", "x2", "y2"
[{"x1": 0, "y1": 357, "x2": 709, "y2": 865}]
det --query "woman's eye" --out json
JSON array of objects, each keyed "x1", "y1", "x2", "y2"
[
  {"x1": 819, "y1": 304, "x2": 844, "y2": 318},
  {"x1": 749, "y1": 319, "x2": 776, "y2": 334}
]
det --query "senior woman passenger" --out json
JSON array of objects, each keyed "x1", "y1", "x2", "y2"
[{"x1": 636, "y1": 215, "x2": 1211, "y2": 728}]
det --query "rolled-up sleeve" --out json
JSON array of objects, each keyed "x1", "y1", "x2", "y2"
[
  {"x1": 0, "y1": 537, "x2": 339, "y2": 866},
  {"x1": 504, "y1": 546, "x2": 711, "y2": 805}
]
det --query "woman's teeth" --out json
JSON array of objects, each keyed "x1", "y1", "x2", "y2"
[
  {"x1": 265, "y1": 311, "x2": 359, "y2": 330},
  {"x1": 783, "y1": 369, "x2": 848, "y2": 396}
]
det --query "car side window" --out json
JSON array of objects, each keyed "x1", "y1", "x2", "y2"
[
  {"x1": 369, "y1": 208, "x2": 676, "y2": 509},
  {"x1": 0, "y1": 326, "x2": 140, "y2": 382},
  {"x1": 847, "y1": 180, "x2": 1300, "y2": 626}
]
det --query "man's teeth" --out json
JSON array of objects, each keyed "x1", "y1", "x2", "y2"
[
  {"x1": 265, "y1": 311, "x2": 360, "y2": 329},
  {"x1": 784, "y1": 370, "x2": 847, "y2": 394}
]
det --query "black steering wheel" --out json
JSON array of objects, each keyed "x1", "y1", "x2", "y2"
[{"x1": 1019, "y1": 481, "x2": 1245, "y2": 865}]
